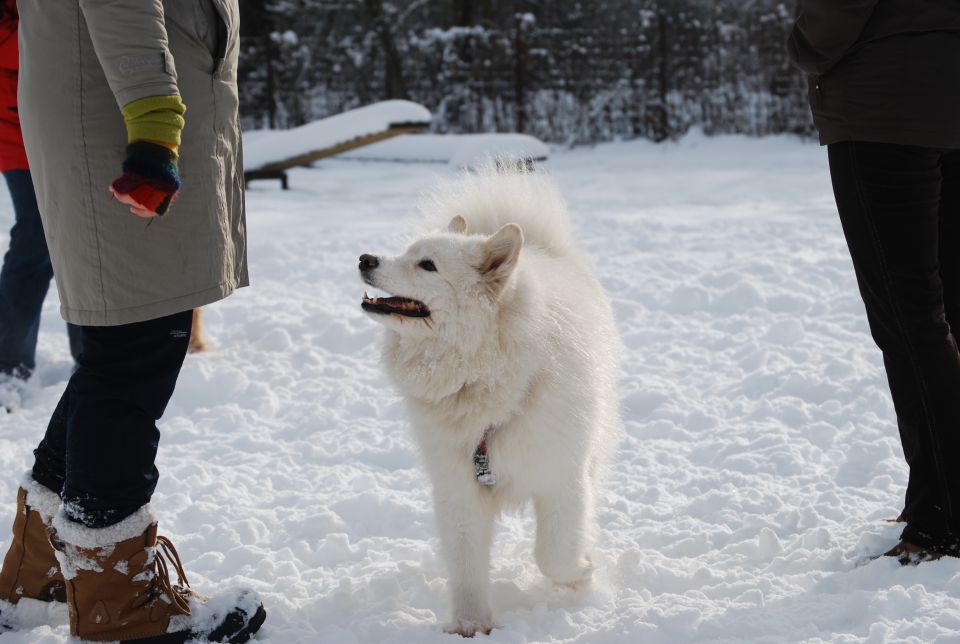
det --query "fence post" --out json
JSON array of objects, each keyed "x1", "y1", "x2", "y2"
[{"x1": 514, "y1": 13, "x2": 530, "y2": 134}]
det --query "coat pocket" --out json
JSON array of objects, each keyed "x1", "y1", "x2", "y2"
[
  {"x1": 207, "y1": 0, "x2": 239, "y2": 79},
  {"x1": 163, "y1": 0, "x2": 226, "y2": 63},
  {"x1": 808, "y1": 74, "x2": 823, "y2": 111}
]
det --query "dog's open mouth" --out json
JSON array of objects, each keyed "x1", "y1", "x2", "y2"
[{"x1": 362, "y1": 292, "x2": 431, "y2": 318}]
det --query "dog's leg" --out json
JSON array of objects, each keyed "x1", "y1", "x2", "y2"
[
  {"x1": 435, "y1": 484, "x2": 496, "y2": 637},
  {"x1": 534, "y1": 486, "x2": 594, "y2": 588},
  {"x1": 188, "y1": 308, "x2": 209, "y2": 353}
]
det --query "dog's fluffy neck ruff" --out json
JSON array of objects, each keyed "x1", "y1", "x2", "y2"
[
  {"x1": 383, "y1": 269, "x2": 540, "y2": 430},
  {"x1": 386, "y1": 300, "x2": 513, "y2": 403}
]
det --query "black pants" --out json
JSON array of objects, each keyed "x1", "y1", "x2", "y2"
[
  {"x1": 31, "y1": 310, "x2": 193, "y2": 528},
  {"x1": 829, "y1": 141, "x2": 960, "y2": 554},
  {"x1": 0, "y1": 170, "x2": 82, "y2": 376}
]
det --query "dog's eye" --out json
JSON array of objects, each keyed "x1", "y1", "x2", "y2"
[{"x1": 419, "y1": 259, "x2": 437, "y2": 272}]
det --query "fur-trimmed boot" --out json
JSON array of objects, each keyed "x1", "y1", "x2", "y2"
[
  {"x1": 884, "y1": 540, "x2": 946, "y2": 566},
  {"x1": 0, "y1": 475, "x2": 66, "y2": 608},
  {"x1": 53, "y1": 505, "x2": 265, "y2": 643}
]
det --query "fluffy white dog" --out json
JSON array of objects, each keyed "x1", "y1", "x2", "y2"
[{"x1": 359, "y1": 166, "x2": 620, "y2": 637}]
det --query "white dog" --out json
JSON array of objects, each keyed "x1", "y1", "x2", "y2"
[{"x1": 359, "y1": 166, "x2": 620, "y2": 637}]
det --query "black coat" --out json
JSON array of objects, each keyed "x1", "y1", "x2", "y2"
[{"x1": 788, "y1": 0, "x2": 960, "y2": 148}]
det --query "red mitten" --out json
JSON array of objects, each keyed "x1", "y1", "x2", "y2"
[{"x1": 109, "y1": 141, "x2": 181, "y2": 217}]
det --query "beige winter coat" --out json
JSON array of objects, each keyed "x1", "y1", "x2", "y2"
[{"x1": 16, "y1": 0, "x2": 247, "y2": 326}]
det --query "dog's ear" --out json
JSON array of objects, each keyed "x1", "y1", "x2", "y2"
[
  {"x1": 480, "y1": 223, "x2": 523, "y2": 295},
  {"x1": 448, "y1": 215, "x2": 468, "y2": 234}
]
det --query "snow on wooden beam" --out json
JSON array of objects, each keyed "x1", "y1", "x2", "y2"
[{"x1": 243, "y1": 100, "x2": 432, "y2": 176}]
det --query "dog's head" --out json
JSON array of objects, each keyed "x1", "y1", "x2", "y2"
[{"x1": 359, "y1": 215, "x2": 524, "y2": 340}]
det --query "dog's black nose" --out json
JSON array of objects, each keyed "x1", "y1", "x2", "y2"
[{"x1": 359, "y1": 254, "x2": 379, "y2": 272}]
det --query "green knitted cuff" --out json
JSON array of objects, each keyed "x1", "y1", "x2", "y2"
[{"x1": 121, "y1": 95, "x2": 187, "y2": 147}]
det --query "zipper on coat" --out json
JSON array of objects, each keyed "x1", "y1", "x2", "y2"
[{"x1": 810, "y1": 75, "x2": 823, "y2": 110}]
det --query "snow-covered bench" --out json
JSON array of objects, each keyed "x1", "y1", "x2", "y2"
[
  {"x1": 336, "y1": 133, "x2": 550, "y2": 169},
  {"x1": 243, "y1": 100, "x2": 432, "y2": 188}
]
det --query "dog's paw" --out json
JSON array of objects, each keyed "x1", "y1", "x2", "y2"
[
  {"x1": 444, "y1": 618, "x2": 494, "y2": 638},
  {"x1": 543, "y1": 553, "x2": 594, "y2": 588},
  {"x1": 556, "y1": 576, "x2": 592, "y2": 592}
]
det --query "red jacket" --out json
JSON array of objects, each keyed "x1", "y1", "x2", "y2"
[{"x1": 0, "y1": 1, "x2": 27, "y2": 171}]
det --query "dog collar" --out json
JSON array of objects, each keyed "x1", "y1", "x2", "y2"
[{"x1": 473, "y1": 427, "x2": 497, "y2": 486}]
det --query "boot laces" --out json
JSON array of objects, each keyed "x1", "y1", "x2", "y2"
[{"x1": 144, "y1": 535, "x2": 192, "y2": 615}]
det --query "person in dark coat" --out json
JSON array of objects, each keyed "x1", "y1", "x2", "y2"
[
  {"x1": 0, "y1": 0, "x2": 80, "y2": 393},
  {"x1": 789, "y1": 0, "x2": 960, "y2": 564}
]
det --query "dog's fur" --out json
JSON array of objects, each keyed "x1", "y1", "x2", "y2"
[
  {"x1": 360, "y1": 167, "x2": 620, "y2": 636},
  {"x1": 188, "y1": 308, "x2": 209, "y2": 354}
]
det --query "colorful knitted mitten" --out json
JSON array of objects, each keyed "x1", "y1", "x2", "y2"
[
  {"x1": 110, "y1": 141, "x2": 181, "y2": 216},
  {"x1": 110, "y1": 95, "x2": 186, "y2": 217}
]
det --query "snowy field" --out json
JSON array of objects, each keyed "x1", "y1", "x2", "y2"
[{"x1": 2, "y1": 133, "x2": 960, "y2": 643}]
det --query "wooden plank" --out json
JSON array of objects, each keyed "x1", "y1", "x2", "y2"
[
  {"x1": 255, "y1": 122, "x2": 429, "y2": 173},
  {"x1": 243, "y1": 168, "x2": 289, "y2": 189}
]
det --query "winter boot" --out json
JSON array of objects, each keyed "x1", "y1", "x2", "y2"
[
  {"x1": 53, "y1": 505, "x2": 265, "y2": 643},
  {"x1": 0, "y1": 476, "x2": 66, "y2": 607},
  {"x1": 883, "y1": 540, "x2": 944, "y2": 566},
  {"x1": 0, "y1": 371, "x2": 27, "y2": 413}
]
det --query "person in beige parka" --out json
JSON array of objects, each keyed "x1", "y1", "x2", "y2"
[{"x1": 0, "y1": 2, "x2": 265, "y2": 642}]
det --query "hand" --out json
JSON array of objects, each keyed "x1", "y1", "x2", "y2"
[
  {"x1": 109, "y1": 183, "x2": 160, "y2": 218},
  {"x1": 109, "y1": 141, "x2": 181, "y2": 218}
]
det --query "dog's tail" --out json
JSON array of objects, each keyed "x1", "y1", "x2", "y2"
[{"x1": 422, "y1": 161, "x2": 576, "y2": 257}]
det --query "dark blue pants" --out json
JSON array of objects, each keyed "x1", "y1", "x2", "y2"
[
  {"x1": 31, "y1": 310, "x2": 193, "y2": 528},
  {"x1": 829, "y1": 142, "x2": 960, "y2": 555},
  {"x1": 0, "y1": 169, "x2": 81, "y2": 376}
]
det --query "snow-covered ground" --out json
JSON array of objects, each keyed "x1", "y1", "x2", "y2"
[{"x1": 2, "y1": 133, "x2": 960, "y2": 643}]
